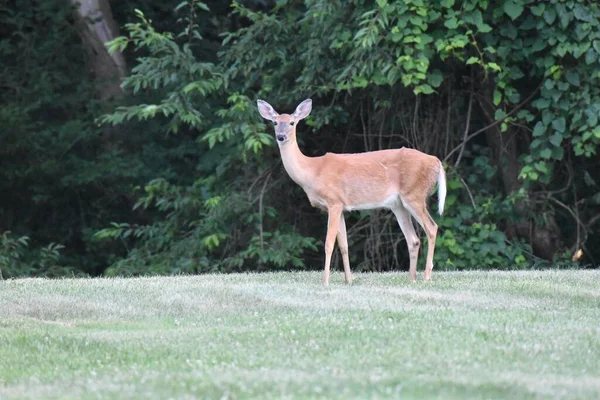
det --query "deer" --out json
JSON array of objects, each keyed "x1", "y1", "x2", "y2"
[{"x1": 257, "y1": 99, "x2": 446, "y2": 286}]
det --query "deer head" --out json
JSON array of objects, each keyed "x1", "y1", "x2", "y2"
[{"x1": 257, "y1": 99, "x2": 312, "y2": 145}]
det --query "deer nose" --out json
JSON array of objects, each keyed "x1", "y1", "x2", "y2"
[{"x1": 276, "y1": 134, "x2": 285, "y2": 142}]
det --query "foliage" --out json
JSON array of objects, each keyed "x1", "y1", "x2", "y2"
[
  {"x1": 0, "y1": 231, "x2": 74, "y2": 278},
  {"x1": 0, "y1": 1, "x2": 198, "y2": 275},
  {"x1": 436, "y1": 199, "x2": 532, "y2": 271},
  {"x1": 102, "y1": 7, "x2": 221, "y2": 132},
  {"x1": 95, "y1": 2, "x2": 318, "y2": 274},
  {"x1": 2, "y1": 0, "x2": 599, "y2": 277},
  {"x1": 0, "y1": 232, "x2": 29, "y2": 279},
  {"x1": 0, "y1": 2, "x2": 107, "y2": 275},
  {"x1": 217, "y1": 0, "x2": 600, "y2": 269}
]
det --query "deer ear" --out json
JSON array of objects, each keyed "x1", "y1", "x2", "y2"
[
  {"x1": 257, "y1": 100, "x2": 279, "y2": 121},
  {"x1": 293, "y1": 99, "x2": 312, "y2": 120}
]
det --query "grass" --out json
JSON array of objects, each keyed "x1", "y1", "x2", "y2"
[{"x1": 1, "y1": 270, "x2": 599, "y2": 399}]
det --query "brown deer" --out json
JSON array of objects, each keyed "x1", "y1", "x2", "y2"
[{"x1": 257, "y1": 99, "x2": 446, "y2": 285}]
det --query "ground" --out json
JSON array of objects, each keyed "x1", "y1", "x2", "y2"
[{"x1": 1, "y1": 270, "x2": 599, "y2": 399}]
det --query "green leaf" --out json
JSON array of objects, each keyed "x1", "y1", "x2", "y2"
[
  {"x1": 509, "y1": 66, "x2": 524, "y2": 80},
  {"x1": 517, "y1": 109, "x2": 535, "y2": 122},
  {"x1": 549, "y1": 132, "x2": 563, "y2": 147},
  {"x1": 558, "y1": 7, "x2": 572, "y2": 28},
  {"x1": 494, "y1": 47, "x2": 508, "y2": 60},
  {"x1": 504, "y1": 0, "x2": 524, "y2": 20},
  {"x1": 531, "y1": 38, "x2": 546, "y2": 53},
  {"x1": 427, "y1": 69, "x2": 444, "y2": 87},
  {"x1": 466, "y1": 56, "x2": 479, "y2": 65},
  {"x1": 529, "y1": 171, "x2": 539, "y2": 180},
  {"x1": 585, "y1": 107, "x2": 599, "y2": 127},
  {"x1": 440, "y1": 0, "x2": 455, "y2": 8},
  {"x1": 415, "y1": 84, "x2": 434, "y2": 95},
  {"x1": 464, "y1": 10, "x2": 482, "y2": 26},
  {"x1": 519, "y1": 15, "x2": 537, "y2": 31},
  {"x1": 539, "y1": 148, "x2": 552, "y2": 159},
  {"x1": 542, "y1": 109, "x2": 553, "y2": 126},
  {"x1": 543, "y1": 8, "x2": 557, "y2": 25},
  {"x1": 565, "y1": 71, "x2": 580, "y2": 87},
  {"x1": 552, "y1": 117, "x2": 566, "y2": 133},
  {"x1": 583, "y1": 171, "x2": 597, "y2": 187},
  {"x1": 500, "y1": 22, "x2": 518, "y2": 39},
  {"x1": 175, "y1": 1, "x2": 188, "y2": 12},
  {"x1": 444, "y1": 17, "x2": 459, "y2": 29},
  {"x1": 447, "y1": 178, "x2": 463, "y2": 190},
  {"x1": 487, "y1": 62, "x2": 501, "y2": 72},
  {"x1": 534, "y1": 161, "x2": 548, "y2": 173},
  {"x1": 532, "y1": 121, "x2": 546, "y2": 137},
  {"x1": 585, "y1": 49, "x2": 597, "y2": 65},
  {"x1": 532, "y1": 98, "x2": 551, "y2": 110},
  {"x1": 553, "y1": 146, "x2": 565, "y2": 160},
  {"x1": 530, "y1": 4, "x2": 545, "y2": 16},
  {"x1": 478, "y1": 22, "x2": 492, "y2": 33},
  {"x1": 493, "y1": 89, "x2": 502, "y2": 106},
  {"x1": 574, "y1": 4, "x2": 592, "y2": 22}
]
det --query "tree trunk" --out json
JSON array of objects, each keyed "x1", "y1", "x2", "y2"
[
  {"x1": 69, "y1": 0, "x2": 126, "y2": 100},
  {"x1": 480, "y1": 78, "x2": 561, "y2": 260}
]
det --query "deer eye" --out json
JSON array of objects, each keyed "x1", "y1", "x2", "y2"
[
  {"x1": 290, "y1": 121, "x2": 295, "y2": 126},
  {"x1": 273, "y1": 121, "x2": 278, "y2": 126}
]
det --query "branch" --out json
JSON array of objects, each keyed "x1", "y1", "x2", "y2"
[
  {"x1": 460, "y1": 176, "x2": 477, "y2": 210},
  {"x1": 257, "y1": 169, "x2": 272, "y2": 250},
  {"x1": 454, "y1": 70, "x2": 474, "y2": 168},
  {"x1": 444, "y1": 81, "x2": 543, "y2": 162},
  {"x1": 546, "y1": 162, "x2": 573, "y2": 196},
  {"x1": 587, "y1": 212, "x2": 600, "y2": 229},
  {"x1": 454, "y1": 91, "x2": 474, "y2": 167},
  {"x1": 547, "y1": 196, "x2": 587, "y2": 254}
]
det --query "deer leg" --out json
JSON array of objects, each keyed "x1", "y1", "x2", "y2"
[
  {"x1": 392, "y1": 205, "x2": 420, "y2": 282},
  {"x1": 404, "y1": 201, "x2": 438, "y2": 281},
  {"x1": 337, "y1": 214, "x2": 352, "y2": 284},
  {"x1": 422, "y1": 209, "x2": 438, "y2": 281},
  {"x1": 323, "y1": 205, "x2": 343, "y2": 286}
]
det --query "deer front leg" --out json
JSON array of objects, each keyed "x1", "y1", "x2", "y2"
[
  {"x1": 323, "y1": 205, "x2": 343, "y2": 286},
  {"x1": 337, "y1": 214, "x2": 352, "y2": 284}
]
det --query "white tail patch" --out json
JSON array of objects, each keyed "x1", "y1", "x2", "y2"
[{"x1": 437, "y1": 164, "x2": 447, "y2": 216}]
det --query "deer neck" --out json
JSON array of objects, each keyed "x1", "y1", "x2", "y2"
[{"x1": 278, "y1": 137, "x2": 315, "y2": 188}]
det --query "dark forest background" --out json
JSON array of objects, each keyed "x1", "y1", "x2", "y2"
[{"x1": 1, "y1": 0, "x2": 599, "y2": 278}]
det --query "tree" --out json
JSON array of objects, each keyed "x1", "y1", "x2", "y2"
[
  {"x1": 69, "y1": 0, "x2": 126, "y2": 100},
  {"x1": 2, "y1": 0, "x2": 598, "y2": 277}
]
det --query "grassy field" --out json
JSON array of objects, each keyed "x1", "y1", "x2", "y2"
[{"x1": 1, "y1": 270, "x2": 599, "y2": 399}]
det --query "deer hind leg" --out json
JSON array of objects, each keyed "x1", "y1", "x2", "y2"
[
  {"x1": 337, "y1": 214, "x2": 352, "y2": 284},
  {"x1": 392, "y1": 204, "x2": 420, "y2": 282},
  {"x1": 323, "y1": 204, "x2": 343, "y2": 286},
  {"x1": 402, "y1": 199, "x2": 438, "y2": 281}
]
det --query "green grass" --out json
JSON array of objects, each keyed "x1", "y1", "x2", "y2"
[{"x1": 1, "y1": 270, "x2": 599, "y2": 399}]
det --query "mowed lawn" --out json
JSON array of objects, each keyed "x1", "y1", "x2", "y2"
[{"x1": 1, "y1": 271, "x2": 599, "y2": 399}]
